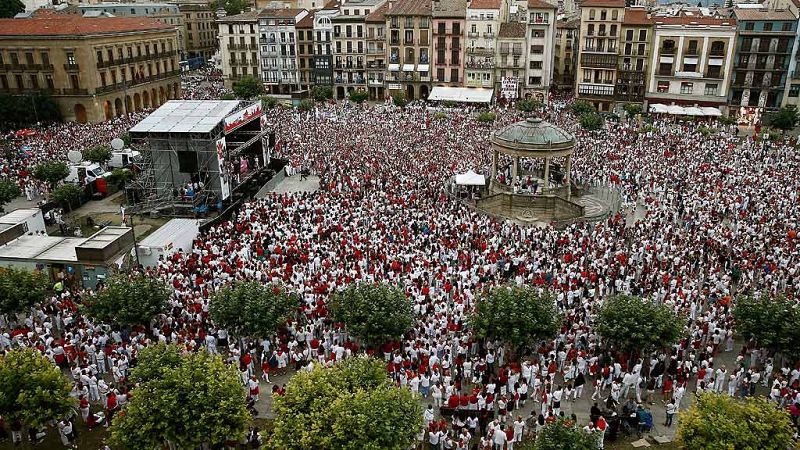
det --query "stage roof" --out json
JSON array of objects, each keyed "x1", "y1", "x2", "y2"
[{"x1": 130, "y1": 100, "x2": 242, "y2": 134}]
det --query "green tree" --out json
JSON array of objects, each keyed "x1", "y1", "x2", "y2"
[
  {"x1": 83, "y1": 274, "x2": 170, "y2": 328},
  {"x1": 622, "y1": 103, "x2": 643, "y2": 118},
  {"x1": 348, "y1": 90, "x2": 369, "y2": 103},
  {"x1": 677, "y1": 392, "x2": 794, "y2": 450},
  {"x1": 0, "y1": 268, "x2": 49, "y2": 315},
  {"x1": 765, "y1": 105, "x2": 799, "y2": 132},
  {"x1": 0, "y1": 180, "x2": 21, "y2": 212},
  {"x1": 212, "y1": 0, "x2": 248, "y2": 15},
  {"x1": 82, "y1": 145, "x2": 113, "y2": 164},
  {"x1": 595, "y1": 295, "x2": 683, "y2": 358},
  {"x1": 270, "y1": 356, "x2": 423, "y2": 450},
  {"x1": 129, "y1": 343, "x2": 184, "y2": 384},
  {"x1": 50, "y1": 183, "x2": 83, "y2": 212},
  {"x1": 516, "y1": 99, "x2": 541, "y2": 112},
  {"x1": 0, "y1": 348, "x2": 75, "y2": 429},
  {"x1": 110, "y1": 347, "x2": 250, "y2": 449},
  {"x1": 312, "y1": 85, "x2": 334, "y2": 102},
  {"x1": 33, "y1": 161, "x2": 69, "y2": 189},
  {"x1": 261, "y1": 95, "x2": 279, "y2": 109},
  {"x1": 476, "y1": 111, "x2": 497, "y2": 123},
  {"x1": 392, "y1": 91, "x2": 407, "y2": 108},
  {"x1": 571, "y1": 100, "x2": 595, "y2": 115},
  {"x1": 533, "y1": 417, "x2": 598, "y2": 450},
  {"x1": 579, "y1": 112, "x2": 604, "y2": 131},
  {"x1": 329, "y1": 283, "x2": 413, "y2": 347},
  {"x1": 221, "y1": 92, "x2": 237, "y2": 100},
  {"x1": 733, "y1": 294, "x2": 800, "y2": 361},
  {"x1": 470, "y1": 286, "x2": 561, "y2": 356},
  {"x1": 434, "y1": 111, "x2": 448, "y2": 120},
  {"x1": 297, "y1": 98, "x2": 314, "y2": 112},
  {"x1": 108, "y1": 167, "x2": 134, "y2": 188},
  {"x1": 232, "y1": 75, "x2": 264, "y2": 99},
  {"x1": 209, "y1": 281, "x2": 300, "y2": 339},
  {"x1": 0, "y1": 0, "x2": 25, "y2": 18},
  {"x1": 0, "y1": 94, "x2": 61, "y2": 130}
]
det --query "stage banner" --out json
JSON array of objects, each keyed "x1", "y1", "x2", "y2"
[{"x1": 215, "y1": 137, "x2": 231, "y2": 200}]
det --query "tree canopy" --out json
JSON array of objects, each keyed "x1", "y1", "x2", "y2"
[
  {"x1": 83, "y1": 274, "x2": 170, "y2": 327},
  {"x1": 0, "y1": 94, "x2": 61, "y2": 130},
  {"x1": 571, "y1": 100, "x2": 595, "y2": 116},
  {"x1": 270, "y1": 356, "x2": 423, "y2": 450},
  {"x1": 0, "y1": 0, "x2": 24, "y2": 18},
  {"x1": 579, "y1": 112, "x2": 604, "y2": 131},
  {"x1": 733, "y1": 294, "x2": 800, "y2": 361},
  {"x1": 110, "y1": 346, "x2": 250, "y2": 449},
  {"x1": 392, "y1": 92, "x2": 407, "y2": 108},
  {"x1": 0, "y1": 348, "x2": 75, "y2": 428},
  {"x1": 50, "y1": 183, "x2": 83, "y2": 211},
  {"x1": 595, "y1": 295, "x2": 683, "y2": 355},
  {"x1": 261, "y1": 95, "x2": 279, "y2": 109},
  {"x1": 348, "y1": 90, "x2": 369, "y2": 103},
  {"x1": 82, "y1": 145, "x2": 113, "y2": 164},
  {"x1": 0, "y1": 180, "x2": 20, "y2": 212},
  {"x1": 312, "y1": 85, "x2": 333, "y2": 102},
  {"x1": 33, "y1": 161, "x2": 69, "y2": 188},
  {"x1": 765, "y1": 105, "x2": 798, "y2": 132},
  {"x1": 212, "y1": 0, "x2": 248, "y2": 15},
  {"x1": 232, "y1": 75, "x2": 264, "y2": 99},
  {"x1": 470, "y1": 286, "x2": 561, "y2": 353},
  {"x1": 0, "y1": 268, "x2": 49, "y2": 315},
  {"x1": 297, "y1": 98, "x2": 314, "y2": 112},
  {"x1": 533, "y1": 417, "x2": 598, "y2": 450},
  {"x1": 677, "y1": 392, "x2": 794, "y2": 450},
  {"x1": 329, "y1": 283, "x2": 413, "y2": 347},
  {"x1": 516, "y1": 99, "x2": 541, "y2": 112},
  {"x1": 209, "y1": 281, "x2": 300, "y2": 339}
]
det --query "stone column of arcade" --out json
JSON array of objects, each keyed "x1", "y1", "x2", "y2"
[{"x1": 543, "y1": 157, "x2": 550, "y2": 193}]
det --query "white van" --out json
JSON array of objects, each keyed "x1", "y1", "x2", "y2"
[
  {"x1": 109, "y1": 150, "x2": 141, "y2": 169},
  {"x1": 65, "y1": 162, "x2": 109, "y2": 184}
]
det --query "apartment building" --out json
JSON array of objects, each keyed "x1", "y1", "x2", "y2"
[
  {"x1": 175, "y1": 0, "x2": 218, "y2": 58},
  {"x1": 523, "y1": 0, "x2": 556, "y2": 100},
  {"x1": 616, "y1": 8, "x2": 651, "y2": 105},
  {"x1": 78, "y1": 3, "x2": 186, "y2": 57},
  {"x1": 465, "y1": 0, "x2": 504, "y2": 89},
  {"x1": 217, "y1": 10, "x2": 260, "y2": 88},
  {"x1": 553, "y1": 16, "x2": 579, "y2": 91},
  {"x1": 495, "y1": 22, "x2": 525, "y2": 99},
  {"x1": 297, "y1": 11, "x2": 316, "y2": 91},
  {"x1": 366, "y1": 3, "x2": 389, "y2": 99},
  {"x1": 313, "y1": 6, "x2": 338, "y2": 87},
  {"x1": 432, "y1": 0, "x2": 466, "y2": 86},
  {"x1": 259, "y1": 8, "x2": 308, "y2": 94},
  {"x1": 646, "y1": 10, "x2": 736, "y2": 112},
  {"x1": 386, "y1": 0, "x2": 433, "y2": 100},
  {"x1": 0, "y1": 11, "x2": 181, "y2": 123},
  {"x1": 575, "y1": 0, "x2": 625, "y2": 112},
  {"x1": 333, "y1": 0, "x2": 384, "y2": 99},
  {"x1": 730, "y1": 7, "x2": 796, "y2": 111}
]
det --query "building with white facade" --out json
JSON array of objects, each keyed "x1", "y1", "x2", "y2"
[
  {"x1": 465, "y1": 0, "x2": 505, "y2": 90},
  {"x1": 523, "y1": 0, "x2": 556, "y2": 100},
  {"x1": 218, "y1": 10, "x2": 260, "y2": 88},
  {"x1": 258, "y1": 8, "x2": 309, "y2": 94}
]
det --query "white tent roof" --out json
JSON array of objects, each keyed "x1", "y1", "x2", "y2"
[
  {"x1": 649, "y1": 104, "x2": 669, "y2": 114},
  {"x1": 702, "y1": 107, "x2": 722, "y2": 116},
  {"x1": 683, "y1": 106, "x2": 705, "y2": 116},
  {"x1": 666, "y1": 105, "x2": 686, "y2": 115},
  {"x1": 455, "y1": 170, "x2": 486, "y2": 185},
  {"x1": 428, "y1": 87, "x2": 494, "y2": 103}
]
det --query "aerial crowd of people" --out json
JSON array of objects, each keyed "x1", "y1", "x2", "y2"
[{"x1": 0, "y1": 82, "x2": 799, "y2": 449}]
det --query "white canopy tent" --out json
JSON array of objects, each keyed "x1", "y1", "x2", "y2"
[
  {"x1": 428, "y1": 86, "x2": 494, "y2": 103},
  {"x1": 683, "y1": 106, "x2": 705, "y2": 116},
  {"x1": 649, "y1": 103, "x2": 724, "y2": 117},
  {"x1": 701, "y1": 107, "x2": 722, "y2": 116},
  {"x1": 455, "y1": 170, "x2": 486, "y2": 186}
]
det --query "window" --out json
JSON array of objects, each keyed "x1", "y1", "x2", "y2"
[
  {"x1": 745, "y1": 22, "x2": 753, "y2": 31},
  {"x1": 600, "y1": 10, "x2": 606, "y2": 20},
  {"x1": 66, "y1": 52, "x2": 76, "y2": 65},
  {"x1": 783, "y1": 22, "x2": 793, "y2": 31},
  {"x1": 625, "y1": 29, "x2": 633, "y2": 40},
  {"x1": 763, "y1": 22, "x2": 773, "y2": 32},
  {"x1": 705, "y1": 84, "x2": 718, "y2": 96},
  {"x1": 657, "y1": 81, "x2": 669, "y2": 93},
  {"x1": 588, "y1": 9, "x2": 595, "y2": 20},
  {"x1": 706, "y1": 65, "x2": 721, "y2": 78},
  {"x1": 611, "y1": 9, "x2": 618, "y2": 20},
  {"x1": 686, "y1": 40, "x2": 698, "y2": 55},
  {"x1": 529, "y1": 60, "x2": 542, "y2": 69},
  {"x1": 683, "y1": 62, "x2": 697, "y2": 72},
  {"x1": 437, "y1": 68, "x2": 445, "y2": 81},
  {"x1": 710, "y1": 40, "x2": 724, "y2": 56},
  {"x1": 790, "y1": 84, "x2": 800, "y2": 97},
  {"x1": 638, "y1": 29, "x2": 647, "y2": 41},
  {"x1": 680, "y1": 82, "x2": 693, "y2": 94},
  {"x1": 45, "y1": 74, "x2": 54, "y2": 89}
]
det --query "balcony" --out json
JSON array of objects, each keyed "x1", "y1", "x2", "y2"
[
  {"x1": 367, "y1": 48, "x2": 385, "y2": 54},
  {"x1": 368, "y1": 78, "x2": 384, "y2": 86},
  {"x1": 577, "y1": 83, "x2": 614, "y2": 97},
  {"x1": 465, "y1": 78, "x2": 493, "y2": 88},
  {"x1": 467, "y1": 31, "x2": 479, "y2": 38},
  {"x1": 657, "y1": 69, "x2": 672, "y2": 76},
  {"x1": 499, "y1": 46, "x2": 510, "y2": 54},
  {"x1": 710, "y1": 49, "x2": 725, "y2": 57},
  {"x1": 483, "y1": 32, "x2": 495, "y2": 39},
  {"x1": 64, "y1": 63, "x2": 80, "y2": 71},
  {"x1": 58, "y1": 88, "x2": 89, "y2": 96},
  {"x1": 465, "y1": 60, "x2": 494, "y2": 69},
  {"x1": 367, "y1": 62, "x2": 386, "y2": 69},
  {"x1": 420, "y1": 75, "x2": 431, "y2": 82},
  {"x1": 466, "y1": 46, "x2": 494, "y2": 55},
  {"x1": 512, "y1": 47, "x2": 522, "y2": 55},
  {"x1": 659, "y1": 47, "x2": 676, "y2": 55}
]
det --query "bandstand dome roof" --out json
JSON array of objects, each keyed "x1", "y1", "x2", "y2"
[{"x1": 493, "y1": 117, "x2": 575, "y2": 149}]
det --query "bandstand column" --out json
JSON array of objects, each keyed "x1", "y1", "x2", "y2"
[
  {"x1": 565, "y1": 154, "x2": 572, "y2": 200},
  {"x1": 491, "y1": 149, "x2": 498, "y2": 183},
  {"x1": 543, "y1": 157, "x2": 550, "y2": 193},
  {"x1": 512, "y1": 156, "x2": 519, "y2": 184}
]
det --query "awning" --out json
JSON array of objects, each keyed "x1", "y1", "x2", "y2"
[
  {"x1": 667, "y1": 105, "x2": 686, "y2": 115},
  {"x1": 428, "y1": 86, "x2": 494, "y2": 103},
  {"x1": 649, "y1": 103, "x2": 669, "y2": 114},
  {"x1": 417, "y1": 64, "x2": 429, "y2": 72},
  {"x1": 683, "y1": 106, "x2": 705, "y2": 116},
  {"x1": 701, "y1": 106, "x2": 722, "y2": 116},
  {"x1": 455, "y1": 170, "x2": 486, "y2": 186},
  {"x1": 388, "y1": 64, "x2": 400, "y2": 71},
  {"x1": 402, "y1": 64, "x2": 415, "y2": 72}
]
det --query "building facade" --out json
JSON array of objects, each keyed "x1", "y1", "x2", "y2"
[
  {"x1": 78, "y1": 3, "x2": 186, "y2": 57},
  {"x1": 465, "y1": 0, "x2": 504, "y2": 90},
  {"x1": 553, "y1": 16, "x2": 579, "y2": 91},
  {"x1": 616, "y1": 8, "x2": 651, "y2": 105},
  {"x1": 259, "y1": 8, "x2": 308, "y2": 94},
  {"x1": 386, "y1": 0, "x2": 432, "y2": 100},
  {"x1": 730, "y1": 8, "x2": 796, "y2": 111},
  {"x1": 297, "y1": 11, "x2": 316, "y2": 91},
  {"x1": 0, "y1": 12, "x2": 180, "y2": 123},
  {"x1": 575, "y1": 0, "x2": 625, "y2": 112},
  {"x1": 432, "y1": 0, "x2": 466, "y2": 87},
  {"x1": 332, "y1": 0, "x2": 384, "y2": 99},
  {"x1": 523, "y1": 0, "x2": 556, "y2": 100},
  {"x1": 646, "y1": 11, "x2": 736, "y2": 112},
  {"x1": 217, "y1": 11, "x2": 260, "y2": 88},
  {"x1": 366, "y1": 3, "x2": 389, "y2": 99},
  {"x1": 175, "y1": 0, "x2": 218, "y2": 58},
  {"x1": 495, "y1": 22, "x2": 526, "y2": 99},
  {"x1": 313, "y1": 7, "x2": 337, "y2": 87}
]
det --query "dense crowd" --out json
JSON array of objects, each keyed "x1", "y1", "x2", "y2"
[
  {"x1": 180, "y1": 67, "x2": 231, "y2": 100},
  {"x1": 1, "y1": 98, "x2": 800, "y2": 449}
]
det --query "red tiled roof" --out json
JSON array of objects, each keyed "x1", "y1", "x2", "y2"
[
  {"x1": 528, "y1": 0, "x2": 556, "y2": 10},
  {"x1": 581, "y1": 0, "x2": 624, "y2": 7},
  {"x1": 623, "y1": 8, "x2": 652, "y2": 25},
  {"x1": 296, "y1": 10, "x2": 316, "y2": 27},
  {"x1": 468, "y1": 0, "x2": 501, "y2": 10},
  {"x1": 387, "y1": 0, "x2": 432, "y2": 16},
  {"x1": 366, "y1": 2, "x2": 390, "y2": 22},
  {"x1": 653, "y1": 15, "x2": 736, "y2": 26},
  {"x1": 0, "y1": 11, "x2": 173, "y2": 36},
  {"x1": 258, "y1": 8, "x2": 307, "y2": 18}
]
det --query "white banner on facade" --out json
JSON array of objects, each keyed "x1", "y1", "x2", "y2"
[
  {"x1": 501, "y1": 77, "x2": 519, "y2": 100},
  {"x1": 215, "y1": 136, "x2": 231, "y2": 200},
  {"x1": 224, "y1": 102, "x2": 263, "y2": 134}
]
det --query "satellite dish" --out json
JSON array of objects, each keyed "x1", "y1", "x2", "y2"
[
  {"x1": 111, "y1": 138, "x2": 124, "y2": 151},
  {"x1": 67, "y1": 150, "x2": 83, "y2": 163}
]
